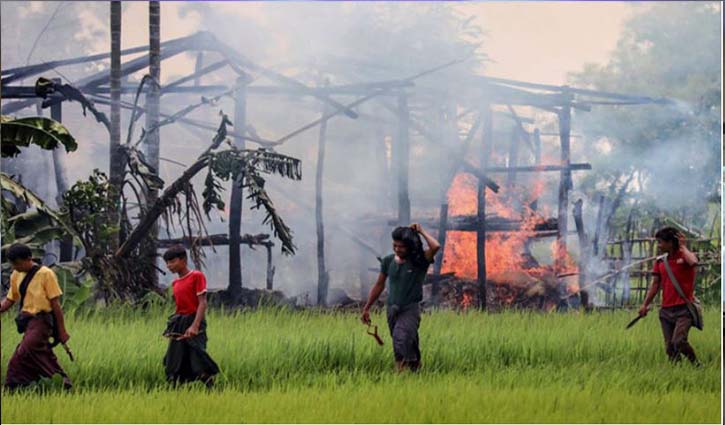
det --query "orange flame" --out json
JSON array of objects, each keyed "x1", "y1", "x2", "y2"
[
  {"x1": 441, "y1": 172, "x2": 576, "y2": 284},
  {"x1": 552, "y1": 239, "x2": 578, "y2": 274},
  {"x1": 447, "y1": 173, "x2": 478, "y2": 216},
  {"x1": 461, "y1": 291, "x2": 474, "y2": 310}
]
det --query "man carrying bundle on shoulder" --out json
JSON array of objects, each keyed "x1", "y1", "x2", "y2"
[
  {"x1": 361, "y1": 223, "x2": 440, "y2": 372},
  {"x1": 638, "y1": 227, "x2": 701, "y2": 366}
]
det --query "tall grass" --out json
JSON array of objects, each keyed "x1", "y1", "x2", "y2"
[{"x1": 1, "y1": 307, "x2": 721, "y2": 423}]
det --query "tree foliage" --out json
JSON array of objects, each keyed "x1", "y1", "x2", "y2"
[
  {"x1": 569, "y1": 3, "x2": 720, "y2": 226},
  {"x1": 204, "y1": 147, "x2": 303, "y2": 256}
]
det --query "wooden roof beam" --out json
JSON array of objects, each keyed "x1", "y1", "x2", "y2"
[{"x1": 1, "y1": 33, "x2": 203, "y2": 86}]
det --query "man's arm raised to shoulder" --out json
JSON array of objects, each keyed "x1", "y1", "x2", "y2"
[
  {"x1": 677, "y1": 233, "x2": 698, "y2": 266},
  {"x1": 411, "y1": 223, "x2": 440, "y2": 263}
]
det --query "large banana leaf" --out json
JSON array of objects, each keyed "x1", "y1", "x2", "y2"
[
  {"x1": 1, "y1": 173, "x2": 81, "y2": 245},
  {"x1": 2, "y1": 211, "x2": 70, "y2": 265},
  {"x1": 9, "y1": 227, "x2": 66, "y2": 248},
  {"x1": 8, "y1": 210, "x2": 54, "y2": 235},
  {"x1": 1, "y1": 115, "x2": 77, "y2": 158},
  {"x1": 53, "y1": 263, "x2": 94, "y2": 312}
]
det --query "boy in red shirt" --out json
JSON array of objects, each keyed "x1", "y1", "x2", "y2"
[
  {"x1": 639, "y1": 227, "x2": 699, "y2": 365},
  {"x1": 162, "y1": 245, "x2": 219, "y2": 387}
]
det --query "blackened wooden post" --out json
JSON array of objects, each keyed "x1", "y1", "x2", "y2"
[
  {"x1": 49, "y1": 80, "x2": 73, "y2": 262},
  {"x1": 530, "y1": 128, "x2": 542, "y2": 211},
  {"x1": 315, "y1": 81, "x2": 330, "y2": 306},
  {"x1": 265, "y1": 245, "x2": 275, "y2": 291},
  {"x1": 592, "y1": 194, "x2": 605, "y2": 257},
  {"x1": 433, "y1": 203, "x2": 449, "y2": 280},
  {"x1": 396, "y1": 92, "x2": 411, "y2": 225},
  {"x1": 477, "y1": 104, "x2": 493, "y2": 310},
  {"x1": 433, "y1": 100, "x2": 456, "y2": 282},
  {"x1": 555, "y1": 103, "x2": 572, "y2": 272},
  {"x1": 572, "y1": 199, "x2": 589, "y2": 309},
  {"x1": 227, "y1": 76, "x2": 249, "y2": 300}
]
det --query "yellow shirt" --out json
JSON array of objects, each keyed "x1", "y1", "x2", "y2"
[{"x1": 7, "y1": 266, "x2": 63, "y2": 314}]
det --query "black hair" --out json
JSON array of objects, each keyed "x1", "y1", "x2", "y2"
[
  {"x1": 391, "y1": 226, "x2": 429, "y2": 269},
  {"x1": 655, "y1": 226, "x2": 680, "y2": 251},
  {"x1": 5, "y1": 243, "x2": 33, "y2": 262},
  {"x1": 162, "y1": 244, "x2": 187, "y2": 262}
]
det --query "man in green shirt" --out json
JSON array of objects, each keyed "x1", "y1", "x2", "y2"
[{"x1": 361, "y1": 223, "x2": 440, "y2": 372}]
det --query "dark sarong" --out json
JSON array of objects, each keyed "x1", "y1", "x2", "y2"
[
  {"x1": 163, "y1": 314, "x2": 219, "y2": 384},
  {"x1": 659, "y1": 304, "x2": 698, "y2": 364},
  {"x1": 386, "y1": 303, "x2": 421, "y2": 368},
  {"x1": 4, "y1": 313, "x2": 70, "y2": 389}
]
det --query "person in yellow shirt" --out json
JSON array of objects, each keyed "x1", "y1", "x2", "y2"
[{"x1": 0, "y1": 243, "x2": 72, "y2": 390}]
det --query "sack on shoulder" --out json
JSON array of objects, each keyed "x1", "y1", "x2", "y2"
[{"x1": 689, "y1": 296, "x2": 704, "y2": 331}]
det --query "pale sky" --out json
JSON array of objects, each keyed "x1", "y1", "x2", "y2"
[
  {"x1": 110, "y1": 1, "x2": 636, "y2": 86},
  {"x1": 459, "y1": 2, "x2": 635, "y2": 84}
]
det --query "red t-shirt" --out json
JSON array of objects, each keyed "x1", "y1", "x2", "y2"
[
  {"x1": 652, "y1": 251, "x2": 696, "y2": 308},
  {"x1": 172, "y1": 270, "x2": 207, "y2": 315}
]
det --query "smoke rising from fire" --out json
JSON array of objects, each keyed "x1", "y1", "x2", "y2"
[{"x1": 1, "y1": 3, "x2": 718, "y2": 305}]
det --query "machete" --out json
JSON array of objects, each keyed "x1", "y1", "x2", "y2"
[{"x1": 626, "y1": 314, "x2": 644, "y2": 329}]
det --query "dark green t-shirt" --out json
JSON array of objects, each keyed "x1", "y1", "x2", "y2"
[{"x1": 380, "y1": 254, "x2": 432, "y2": 307}]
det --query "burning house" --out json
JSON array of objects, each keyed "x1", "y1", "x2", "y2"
[
  {"x1": 352, "y1": 78, "x2": 678, "y2": 312},
  {"x1": 4, "y1": 26, "x2": 709, "y2": 311}
]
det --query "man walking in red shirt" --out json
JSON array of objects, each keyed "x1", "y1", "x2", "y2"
[
  {"x1": 639, "y1": 227, "x2": 700, "y2": 365},
  {"x1": 162, "y1": 245, "x2": 219, "y2": 387}
]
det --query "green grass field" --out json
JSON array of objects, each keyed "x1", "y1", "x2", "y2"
[{"x1": 1, "y1": 306, "x2": 721, "y2": 423}]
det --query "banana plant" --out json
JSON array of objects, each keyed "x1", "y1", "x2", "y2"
[
  {"x1": 1, "y1": 173, "x2": 81, "y2": 247},
  {"x1": 1, "y1": 173, "x2": 92, "y2": 309},
  {"x1": 1, "y1": 113, "x2": 96, "y2": 308},
  {"x1": 1, "y1": 115, "x2": 77, "y2": 158}
]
